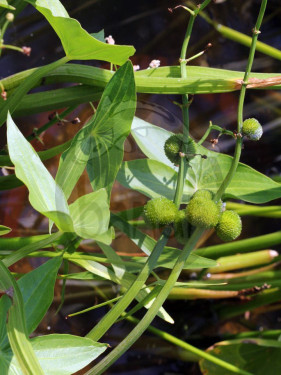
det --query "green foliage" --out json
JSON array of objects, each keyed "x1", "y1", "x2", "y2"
[
  {"x1": 1, "y1": 334, "x2": 107, "y2": 375},
  {"x1": 1, "y1": 1, "x2": 280, "y2": 374},
  {"x1": 25, "y1": 0, "x2": 135, "y2": 64},
  {"x1": 200, "y1": 339, "x2": 281, "y2": 375},
  {"x1": 144, "y1": 197, "x2": 178, "y2": 226},
  {"x1": 126, "y1": 118, "x2": 281, "y2": 203},
  {"x1": 0, "y1": 0, "x2": 15, "y2": 10},
  {"x1": 216, "y1": 210, "x2": 242, "y2": 242},
  {"x1": 0, "y1": 225, "x2": 11, "y2": 236},
  {"x1": 56, "y1": 61, "x2": 136, "y2": 199},
  {"x1": 7, "y1": 113, "x2": 73, "y2": 232}
]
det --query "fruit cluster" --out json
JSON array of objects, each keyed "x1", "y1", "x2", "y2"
[{"x1": 143, "y1": 190, "x2": 242, "y2": 243}]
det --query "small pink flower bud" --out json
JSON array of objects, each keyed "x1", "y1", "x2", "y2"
[
  {"x1": 133, "y1": 65, "x2": 140, "y2": 71},
  {"x1": 1, "y1": 91, "x2": 7, "y2": 100},
  {"x1": 149, "y1": 59, "x2": 160, "y2": 69},
  {"x1": 105, "y1": 35, "x2": 115, "y2": 45},
  {"x1": 22, "y1": 46, "x2": 31, "y2": 56}
]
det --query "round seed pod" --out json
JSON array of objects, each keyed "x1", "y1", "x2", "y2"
[
  {"x1": 164, "y1": 134, "x2": 196, "y2": 165},
  {"x1": 144, "y1": 197, "x2": 178, "y2": 226},
  {"x1": 186, "y1": 197, "x2": 220, "y2": 229},
  {"x1": 174, "y1": 210, "x2": 189, "y2": 244},
  {"x1": 192, "y1": 189, "x2": 213, "y2": 201},
  {"x1": 216, "y1": 210, "x2": 242, "y2": 242},
  {"x1": 242, "y1": 118, "x2": 263, "y2": 141}
]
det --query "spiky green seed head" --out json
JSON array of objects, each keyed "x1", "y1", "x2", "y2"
[
  {"x1": 185, "y1": 198, "x2": 220, "y2": 229},
  {"x1": 174, "y1": 210, "x2": 189, "y2": 244},
  {"x1": 164, "y1": 134, "x2": 196, "y2": 165},
  {"x1": 144, "y1": 197, "x2": 178, "y2": 226},
  {"x1": 192, "y1": 189, "x2": 213, "y2": 201},
  {"x1": 242, "y1": 118, "x2": 263, "y2": 141},
  {"x1": 216, "y1": 210, "x2": 242, "y2": 242}
]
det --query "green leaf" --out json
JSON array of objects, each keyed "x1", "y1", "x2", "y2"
[
  {"x1": 126, "y1": 118, "x2": 281, "y2": 204},
  {"x1": 86, "y1": 61, "x2": 136, "y2": 196},
  {"x1": 0, "y1": 225, "x2": 11, "y2": 236},
  {"x1": 200, "y1": 339, "x2": 281, "y2": 375},
  {"x1": 111, "y1": 214, "x2": 217, "y2": 269},
  {"x1": 72, "y1": 258, "x2": 173, "y2": 323},
  {"x1": 91, "y1": 29, "x2": 105, "y2": 43},
  {"x1": 0, "y1": 295, "x2": 11, "y2": 350},
  {"x1": 18, "y1": 256, "x2": 62, "y2": 334},
  {"x1": 0, "y1": 0, "x2": 15, "y2": 10},
  {"x1": 0, "y1": 261, "x2": 44, "y2": 374},
  {"x1": 0, "y1": 256, "x2": 62, "y2": 352},
  {"x1": 69, "y1": 189, "x2": 112, "y2": 243},
  {"x1": 117, "y1": 158, "x2": 192, "y2": 202},
  {"x1": 131, "y1": 117, "x2": 176, "y2": 168},
  {"x1": 56, "y1": 61, "x2": 136, "y2": 199},
  {"x1": 3, "y1": 232, "x2": 62, "y2": 268},
  {"x1": 0, "y1": 174, "x2": 22, "y2": 190},
  {"x1": 6, "y1": 113, "x2": 73, "y2": 232},
  {"x1": 25, "y1": 0, "x2": 135, "y2": 64},
  {"x1": 2, "y1": 334, "x2": 107, "y2": 375}
]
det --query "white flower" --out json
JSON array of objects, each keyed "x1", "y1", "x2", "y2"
[
  {"x1": 105, "y1": 35, "x2": 115, "y2": 45},
  {"x1": 149, "y1": 60, "x2": 160, "y2": 69},
  {"x1": 133, "y1": 65, "x2": 140, "y2": 71}
]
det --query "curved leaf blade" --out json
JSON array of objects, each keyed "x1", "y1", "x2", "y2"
[
  {"x1": 56, "y1": 61, "x2": 136, "y2": 199},
  {"x1": 0, "y1": 0, "x2": 15, "y2": 10},
  {"x1": 200, "y1": 339, "x2": 281, "y2": 375},
  {"x1": 69, "y1": 189, "x2": 111, "y2": 241},
  {"x1": 86, "y1": 61, "x2": 136, "y2": 195},
  {"x1": 0, "y1": 225, "x2": 11, "y2": 236},
  {"x1": 4, "y1": 334, "x2": 107, "y2": 375},
  {"x1": 25, "y1": 0, "x2": 135, "y2": 64},
  {"x1": 129, "y1": 118, "x2": 281, "y2": 204},
  {"x1": 6, "y1": 113, "x2": 73, "y2": 232},
  {"x1": 0, "y1": 261, "x2": 44, "y2": 374},
  {"x1": 18, "y1": 256, "x2": 62, "y2": 334}
]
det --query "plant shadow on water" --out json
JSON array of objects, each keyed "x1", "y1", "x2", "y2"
[{"x1": 1, "y1": 0, "x2": 281, "y2": 374}]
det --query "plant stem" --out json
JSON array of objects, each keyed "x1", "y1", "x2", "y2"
[
  {"x1": 214, "y1": 0, "x2": 267, "y2": 201},
  {"x1": 198, "y1": 122, "x2": 234, "y2": 145},
  {"x1": 174, "y1": 0, "x2": 212, "y2": 206},
  {"x1": 86, "y1": 226, "x2": 172, "y2": 341},
  {"x1": 196, "y1": 230, "x2": 281, "y2": 259},
  {"x1": 85, "y1": 3, "x2": 211, "y2": 342},
  {"x1": 27, "y1": 106, "x2": 77, "y2": 141},
  {"x1": 0, "y1": 55, "x2": 70, "y2": 127},
  {"x1": 87, "y1": 228, "x2": 252, "y2": 375}
]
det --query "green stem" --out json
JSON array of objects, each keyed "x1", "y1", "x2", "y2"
[
  {"x1": 198, "y1": 123, "x2": 234, "y2": 145},
  {"x1": 196, "y1": 230, "x2": 281, "y2": 259},
  {"x1": 174, "y1": 1, "x2": 211, "y2": 206},
  {"x1": 214, "y1": 0, "x2": 267, "y2": 201},
  {"x1": 3, "y1": 232, "x2": 62, "y2": 267},
  {"x1": 87, "y1": 228, "x2": 252, "y2": 375},
  {"x1": 85, "y1": 4, "x2": 212, "y2": 342},
  {"x1": 27, "y1": 106, "x2": 76, "y2": 141},
  {"x1": 0, "y1": 55, "x2": 70, "y2": 127},
  {"x1": 0, "y1": 44, "x2": 23, "y2": 53},
  {"x1": 226, "y1": 202, "x2": 281, "y2": 218},
  {"x1": 86, "y1": 226, "x2": 172, "y2": 341}
]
